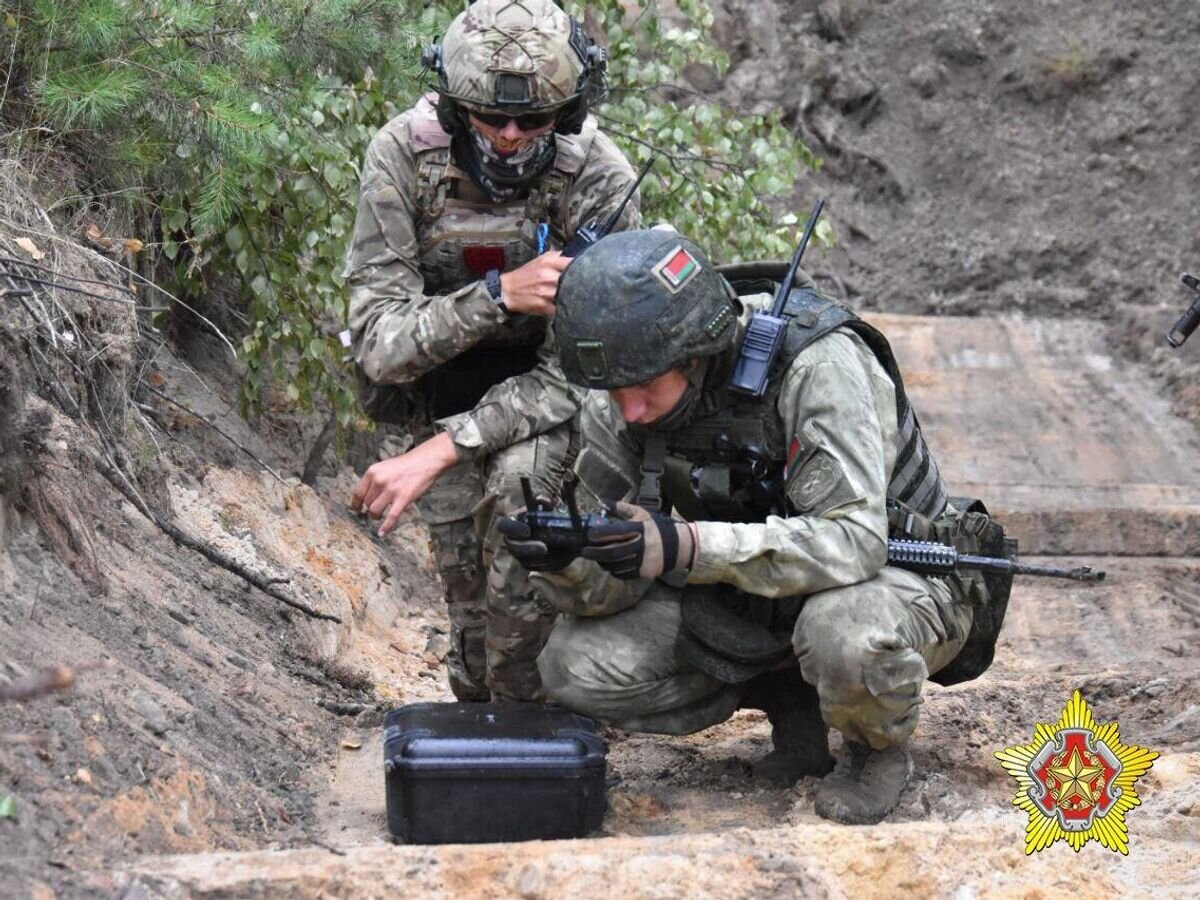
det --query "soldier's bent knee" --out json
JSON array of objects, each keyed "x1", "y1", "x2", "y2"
[{"x1": 536, "y1": 626, "x2": 602, "y2": 714}]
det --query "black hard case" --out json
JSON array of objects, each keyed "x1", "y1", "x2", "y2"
[{"x1": 383, "y1": 702, "x2": 607, "y2": 844}]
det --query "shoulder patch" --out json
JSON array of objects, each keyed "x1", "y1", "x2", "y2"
[{"x1": 786, "y1": 449, "x2": 844, "y2": 514}]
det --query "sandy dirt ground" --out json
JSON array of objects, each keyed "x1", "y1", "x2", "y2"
[
  {"x1": 4, "y1": 0, "x2": 1200, "y2": 896},
  {"x1": 111, "y1": 312, "x2": 1200, "y2": 897}
]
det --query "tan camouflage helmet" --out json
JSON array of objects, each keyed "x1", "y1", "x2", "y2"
[{"x1": 434, "y1": 0, "x2": 601, "y2": 114}]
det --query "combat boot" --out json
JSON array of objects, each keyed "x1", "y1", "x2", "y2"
[
  {"x1": 740, "y1": 669, "x2": 834, "y2": 784},
  {"x1": 814, "y1": 741, "x2": 913, "y2": 825}
]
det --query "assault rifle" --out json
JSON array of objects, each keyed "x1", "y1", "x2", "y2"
[
  {"x1": 729, "y1": 198, "x2": 826, "y2": 398},
  {"x1": 561, "y1": 156, "x2": 655, "y2": 258},
  {"x1": 888, "y1": 540, "x2": 1105, "y2": 583},
  {"x1": 1167, "y1": 272, "x2": 1200, "y2": 348},
  {"x1": 509, "y1": 481, "x2": 1105, "y2": 582}
]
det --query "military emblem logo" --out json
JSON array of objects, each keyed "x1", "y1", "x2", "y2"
[
  {"x1": 995, "y1": 690, "x2": 1158, "y2": 855},
  {"x1": 653, "y1": 245, "x2": 700, "y2": 293}
]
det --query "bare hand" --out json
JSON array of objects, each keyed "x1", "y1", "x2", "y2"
[
  {"x1": 499, "y1": 251, "x2": 572, "y2": 318},
  {"x1": 350, "y1": 432, "x2": 459, "y2": 537}
]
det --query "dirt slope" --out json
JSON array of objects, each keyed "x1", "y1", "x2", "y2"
[
  {"x1": 705, "y1": 0, "x2": 1200, "y2": 426},
  {"x1": 0, "y1": 175, "x2": 442, "y2": 897}
]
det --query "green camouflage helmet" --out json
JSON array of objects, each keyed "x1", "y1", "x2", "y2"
[
  {"x1": 439, "y1": 0, "x2": 592, "y2": 112},
  {"x1": 554, "y1": 230, "x2": 740, "y2": 388}
]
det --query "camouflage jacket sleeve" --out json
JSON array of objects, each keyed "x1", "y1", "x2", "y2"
[
  {"x1": 530, "y1": 390, "x2": 657, "y2": 616},
  {"x1": 435, "y1": 325, "x2": 581, "y2": 462},
  {"x1": 344, "y1": 114, "x2": 508, "y2": 386},
  {"x1": 688, "y1": 329, "x2": 897, "y2": 596},
  {"x1": 435, "y1": 128, "x2": 643, "y2": 461}
]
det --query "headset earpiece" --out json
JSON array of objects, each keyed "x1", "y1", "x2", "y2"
[
  {"x1": 556, "y1": 17, "x2": 606, "y2": 135},
  {"x1": 435, "y1": 92, "x2": 467, "y2": 140},
  {"x1": 421, "y1": 43, "x2": 443, "y2": 74},
  {"x1": 422, "y1": 43, "x2": 465, "y2": 139}
]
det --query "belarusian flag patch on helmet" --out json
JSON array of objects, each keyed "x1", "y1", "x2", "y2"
[{"x1": 653, "y1": 245, "x2": 700, "y2": 293}]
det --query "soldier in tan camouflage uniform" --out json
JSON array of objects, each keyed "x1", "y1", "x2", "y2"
[
  {"x1": 346, "y1": 0, "x2": 641, "y2": 701},
  {"x1": 501, "y1": 230, "x2": 1007, "y2": 824}
]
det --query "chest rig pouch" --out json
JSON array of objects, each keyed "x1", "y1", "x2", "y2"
[
  {"x1": 642, "y1": 287, "x2": 948, "y2": 525},
  {"x1": 888, "y1": 495, "x2": 1015, "y2": 687},
  {"x1": 360, "y1": 96, "x2": 594, "y2": 424}
]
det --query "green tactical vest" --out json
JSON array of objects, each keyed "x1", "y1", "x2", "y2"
[{"x1": 632, "y1": 287, "x2": 949, "y2": 526}]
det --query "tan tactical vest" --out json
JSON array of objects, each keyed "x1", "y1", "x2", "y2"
[
  {"x1": 403, "y1": 94, "x2": 598, "y2": 417},
  {"x1": 408, "y1": 94, "x2": 596, "y2": 297}
]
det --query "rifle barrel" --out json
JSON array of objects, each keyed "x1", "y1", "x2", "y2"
[
  {"x1": 1012, "y1": 562, "x2": 1105, "y2": 582},
  {"x1": 955, "y1": 553, "x2": 1104, "y2": 583}
]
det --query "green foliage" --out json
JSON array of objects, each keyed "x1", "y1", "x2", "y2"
[
  {"x1": 14, "y1": 0, "x2": 818, "y2": 419},
  {"x1": 577, "y1": 0, "x2": 819, "y2": 261},
  {"x1": 16, "y1": 0, "x2": 441, "y2": 416},
  {"x1": 21, "y1": 0, "x2": 433, "y2": 235},
  {"x1": 183, "y1": 75, "x2": 403, "y2": 427}
]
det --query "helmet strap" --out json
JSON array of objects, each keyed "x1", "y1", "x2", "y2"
[{"x1": 642, "y1": 359, "x2": 712, "y2": 432}]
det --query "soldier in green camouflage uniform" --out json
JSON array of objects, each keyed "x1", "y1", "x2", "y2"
[
  {"x1": 501, "y1": 230, "x2": 1003, "y2": 824},
  {"x1": 346, "y1": 0, "x2": 641, "y2": 702}
]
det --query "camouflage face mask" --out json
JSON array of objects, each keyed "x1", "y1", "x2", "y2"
[{"x1": 457, "y1": 125, "x2": 557, "y2": 202}]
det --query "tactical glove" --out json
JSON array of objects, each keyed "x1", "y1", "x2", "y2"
[
  {"x1": 581, "y1": 501, "x2": 696, "y2": 580},
  {"x1": 497, "y1": 515, "x2": 583, "y2": 572}
]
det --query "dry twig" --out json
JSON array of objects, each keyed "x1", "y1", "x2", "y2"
[
  {"x1": 0, "y1": 662, "x2": 111, "y2": 704},
  {"x1": 142, "y1": 383, "x2": 287, "y2": 485},
  {"x1": 1, "y1": 732, "x2": 51, "y2": 746},
  {"x1": 0, "y1": 215, "x2": 238, "y2": 357},
  {"x1": 301, "y1": 412, "x2": 337, "y2": 487},
  {"x1": 317, "y1": 699, "x2": 372, "y2": 716},
  {"x1": 0, "y1": 665, "x2": 75, "y2": 702},
  {"x1": 92, "y1": 452, "x2": 340, "y2": 623}
]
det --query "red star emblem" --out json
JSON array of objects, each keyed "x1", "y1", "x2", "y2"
[{"x1": 1031, "y1": 729, "x2": 1119, "y2": 826}]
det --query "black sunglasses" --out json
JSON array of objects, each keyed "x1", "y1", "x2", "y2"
[{"x1": 468, "y1": 108, "x2": 559, "y2": 131}]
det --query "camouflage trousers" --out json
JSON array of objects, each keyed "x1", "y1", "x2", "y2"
[
  {"x1": 537, "y1": 567, "x2": 973, "y2": 748},
  {"x1": 416, "y1": 424, "x2": 573, "y2": 702}
]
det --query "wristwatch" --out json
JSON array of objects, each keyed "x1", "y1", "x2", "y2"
[{"x1": 484, "y1": 269, "x2": 510, "y2": 317}]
